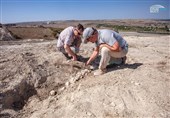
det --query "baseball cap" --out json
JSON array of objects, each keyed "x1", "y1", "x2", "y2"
[{"x1": 82, "y1": 27, "x2": 94, "y2": 43}]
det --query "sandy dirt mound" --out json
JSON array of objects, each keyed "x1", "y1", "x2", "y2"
[
  {"x1": 8, "y1": 27, "x2": 54, "y2": 39},
  {"x1": 0, "y1": 34, "x2": 170, "y2": 118}
]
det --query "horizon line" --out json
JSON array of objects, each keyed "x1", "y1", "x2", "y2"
[{"x1": 1, "y1": 18, "x2": 170, "y2": 24}]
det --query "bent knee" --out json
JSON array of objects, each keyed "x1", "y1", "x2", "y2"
[{"x1": 101, "y1": 47, "x2": 110, "y2": 54}]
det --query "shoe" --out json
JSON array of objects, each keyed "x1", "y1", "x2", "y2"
[
  {"x1": 121, "y1": 56, "x2": 127, "y2": 64},
  {"x1": 108, "y1": 58, "x2": 122, "y2": 65},
  {"x1": 94, "y1": 69, "x2": 107, "y2": 76},
  {"x1": 63, "y1": 53, "x2": 72, "y2": 60}
]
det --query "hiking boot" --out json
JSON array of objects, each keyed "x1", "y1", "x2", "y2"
[
  {"x1": 94, "y1": 69, "x2": 107, "y2": 76},
  {"x1": 121, "y1": 56, "x2": 127, "y2": 64},
  {"x1": 108, "y1": 58, "x2": 122, "y2": 65},
  {"x1": 62, "y1": 53, "x2": 72, "y2": 60}
]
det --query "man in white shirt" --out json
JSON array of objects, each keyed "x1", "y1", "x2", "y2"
[{"x1": 57, "y1": 24, "x2": 84, "y2": 61}]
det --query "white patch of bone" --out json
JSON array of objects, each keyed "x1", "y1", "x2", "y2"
[{"x1": 69, "y1": 69, "x2": 90, "y2": 84}]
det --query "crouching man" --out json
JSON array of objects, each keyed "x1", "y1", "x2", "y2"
[
  {"x1": 83, "y1": 27, "x2": 128, "y2": 75},
  {"x1": 57, "y1": 24, "x2": 84, "y2": 61}
]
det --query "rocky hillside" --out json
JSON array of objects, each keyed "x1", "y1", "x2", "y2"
[{"x1": 0, "y1": 34, "x2": 169, "y2": 118}]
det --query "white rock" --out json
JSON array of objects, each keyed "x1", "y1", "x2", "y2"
[
  {"x1": 86, "y1": 112, "x2": 92, "y2": 116},
  {"x1": 65, "y1": 60, "x2": 71, "y2": 63},
  {"x1": 81, "y1": 70, "x2": 86, "y2": 75},
  {"x1": 58, "y1": 87, "x2": 65, "y2": 92},
  {"x1": 76, "y1": 72, "x2": 81, "y2": 77},
  {"x1": 77, "y1": 84, "x2": 81, "y2": 91},
  {"x1": 84, "y1": 69, "x2": 89, "y2": 73},
  {"x1": 65, "y1": 81, "x2": 70, "y2": 87},
  {"x1": 85, "y1": 72, "x2": 88, "y2": 76},
  {"x1": 90, "y1": 65, "x2": 96, "y2": 70},
  {"x1": 80, "y1": 75, "x2": 83, "y2": 79},
  {"x1": 50, "y1": 90, "x2": 56, "y2": 96},
  {"x1": 74, "y1": 76, "x2": 80, "y2": 81},
  {"x1": 69, "y1": 77, "x2": 75, "y2": 84},
  {"x1": 110, "y1": 102, "x2": 116, "y2": 107},
  {"x1": 135, "y1": 82, "x2": 140, "y2": 86}
]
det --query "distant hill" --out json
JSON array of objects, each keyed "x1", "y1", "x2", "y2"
[
  {"x1": 3, "y1": 19, "x2": 170, "y2": 39},
  {"x1": 4, "y1": 19, "x2": 170, "y2": 28}
]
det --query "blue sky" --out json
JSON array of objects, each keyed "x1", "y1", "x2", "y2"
[{"x1": 0, "y1": 0, "x2": 169, "y2": 23}]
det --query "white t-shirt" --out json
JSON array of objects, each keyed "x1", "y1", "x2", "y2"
[{"x1": 57, "y1": 26, "x2": 75, "y2": 47}]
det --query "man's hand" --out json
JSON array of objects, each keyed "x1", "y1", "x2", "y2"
[
  {"x1": 64, "y1": 44, "x2": 77, "y2": 61},
  {"x1": 85, "y1": 48, "x2": 99, "y2": 67},
  {"x1": 72, "y1": 55, "x2": 77, "y2": 61},
  {"x1": 85, "y1": 61, "x2": 89, "y2": 66}
]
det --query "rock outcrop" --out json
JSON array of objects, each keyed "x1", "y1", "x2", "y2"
[{"x1": 0, "y1": 24, "x2": 15, "y2": 40}]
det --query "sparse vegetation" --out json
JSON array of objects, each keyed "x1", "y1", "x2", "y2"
[
  {"x1": 2, "y1": 20, "x2": 169, "y2": 40},
  {"x1": 7, "y1": 27, "x2": 55, "y2": 39},
  {"x1": 96, "y1": 23, "x2": 170, "y2": 34},
  {"x1": 50, "y1": 27, "x2": 63, "y2": 38},
  {"x1": 43, "y1": 35, "x2": 48, "y2": 38},
  {"x1": 12, "y1": 34, "x2": 22, "y2": 39}
]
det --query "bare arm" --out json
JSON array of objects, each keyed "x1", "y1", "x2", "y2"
[
  {"x1": 75, "y1": 36, "x2": 82, "y2": 48},
  {"x1": 64, "y1": 44, "x2": 77, "y2": 60},
  {"x1": 99, "y1": 41, "x2": 121, "y2": 52},
  {"x1": 86, "y1": 46, "x2": 99, "y2": 65}
]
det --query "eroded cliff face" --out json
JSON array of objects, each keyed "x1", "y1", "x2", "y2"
[{"x1": 0, "y1": 25, "x2": 15, "y2": 41}]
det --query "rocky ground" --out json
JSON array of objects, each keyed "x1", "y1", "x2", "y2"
[{"x1": 0, "y1": 34, "x2": 170, "y2": 118}]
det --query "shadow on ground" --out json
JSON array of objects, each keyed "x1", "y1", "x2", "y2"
[{"x1": 107, "y1": 63, "x2": 143, "y2": 72}]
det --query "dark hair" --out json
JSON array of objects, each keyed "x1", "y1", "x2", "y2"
[
  {"x1": 92, "y1": 27, "x2": 97, "y2": 35},
  {"x1": 77, "y1": 24, "x2": 84, "y2": 32}
]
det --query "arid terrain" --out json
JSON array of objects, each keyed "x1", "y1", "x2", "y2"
[
  {"x1": 5, "y1": 19, "x2": 170, "y2": 40},
  {"x1": 0, "y1": 20, "x2": 170, "y2": 118}
]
